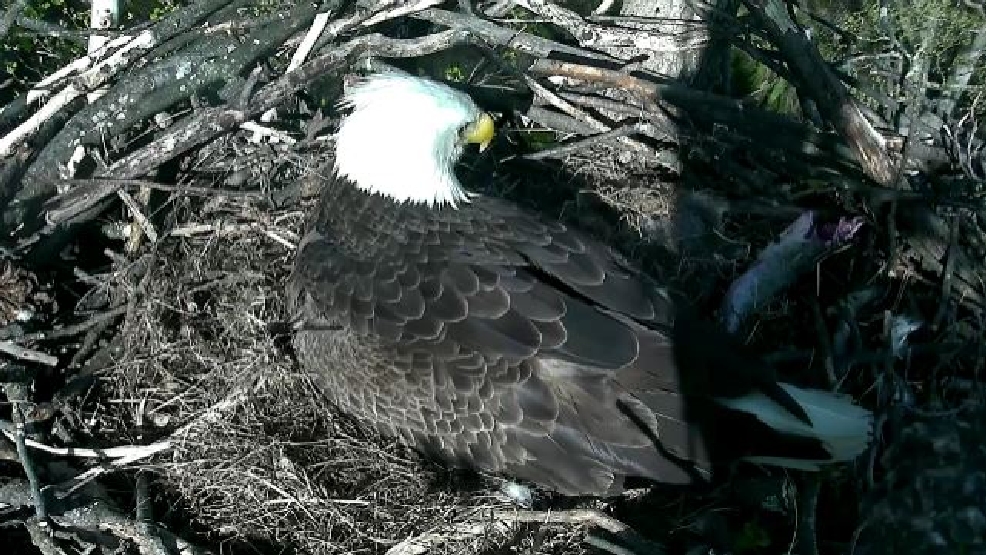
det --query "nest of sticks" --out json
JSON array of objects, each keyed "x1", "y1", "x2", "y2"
[{"x1": 1, "y1": 1, "x2": 985, "y2": 554}]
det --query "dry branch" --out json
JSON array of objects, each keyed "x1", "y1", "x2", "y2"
[
  {"x1": 527, "y1": 57, "x2": 865, "y2": 179},
  {"x1": 2, "y1": 479, "x2": 212, "y2": 555},
  {"x1": 524, "y1": 122, "x2": 656, "y2": 160},
  {"x1": 111, "y1": 29, "x2": 474, "y2": 177},
  {"x1": 513, "y1": 0, "x2": 705, "y2": 53},
  {"x1": 742, "y1": 0, "x2": 895, "y2": 185},
  {"x1": 0, "y1": 31, "x2": 157, "y2": 158},
  {"x1": 414, "y1": 8, "x2": 621, "y2": 61},
  {"x1": 11, "y1": 404, "x2": 47, "y2": 520},
  {"x1": 0, "y1": 341, "x2": 59, "y2": 366}
]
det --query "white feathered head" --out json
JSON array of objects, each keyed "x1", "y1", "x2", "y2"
[{"x1": 333, "y1": 73, "x2": 495, "y2": 207}]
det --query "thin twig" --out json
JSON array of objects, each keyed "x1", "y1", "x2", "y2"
[
  {"x1": 52, "y1": 385, "x2": 252, "y2": 498},
  {"x1": 492, "y1": 509, "x2": 663, "y2": 553},
  {"x1": 12, "y1": 403, "x2": 47, "y2": 520},
  {"x1": 117, "y1": 188, "x2": 158, "y2": 249},
  {"x1": 362, "y1": 0, "x2": 444, "y2": 27},
  {"x1": 932, "y1": 213, "x2": 960, "y2": 330},
  {"x1": 0, "y1": 341, "x2": 59, "y2": 366},
  {"x1": 0, "y1": 420, "x2": 167, "y2": 460},
  {"x1": 794, "y1": 474, "x2": 821, "y2": 555},
  {"x1": 810, "y1": 298, "x2": 837, "y2": 388},
  {"x1": 166, "y1": 221, "x2": 297, "y2": 249},
  {"x1": 524, "y1": 122, "x2": 651, "y2": 160},
  {"x1": 20, "y1": 305, "x2": 127, "y2": 342},
  {"x1": 287, "y1": 11, "x2": 332, "y2": 73},
  {"x1": 524, "y1": 75, "x2": 656, "y2": 160}
]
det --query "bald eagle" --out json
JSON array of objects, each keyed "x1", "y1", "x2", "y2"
[{"x1": 286, "y1": 73, "x2": 872, "y2": 497}]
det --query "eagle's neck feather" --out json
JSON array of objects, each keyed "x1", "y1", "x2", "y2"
[
  {"x1": 316, "y1": 174, "x2": 463, "y2": 254},
  {"x1": 333, "y1": 136, "x2": 472, "y2": 207}
]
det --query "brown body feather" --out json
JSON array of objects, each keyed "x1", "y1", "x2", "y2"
[{"x1": 287, "y1": 173, "x2": 834, "y2": 496}]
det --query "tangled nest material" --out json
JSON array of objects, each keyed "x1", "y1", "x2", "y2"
[{"x1": 2, "y1": 0, "x2": 986, "y2": 554}]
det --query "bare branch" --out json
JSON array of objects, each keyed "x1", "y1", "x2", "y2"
[
  {"x1": 513, "y1": 0, "x2": 706, "y2": 53},
  {"x1": 940, "y1": 23, "x2": 986, "y2": 120},
  {"x1": 524, "y1": 122, "x2": 655, "y2": 160},
  {"x1": 414, "y1": 8, "x2": 620, "y2": 61},
  {"x1": 0, "y1": 0, "x2": 26, "y2": 40},
  {"x1": 0, "y1": 341, "x2": 59, "y2": 366},
  {"x1": 742, "y1": 0, "x2": 895, "y2": 185},
  {"x1": 0, "y1": 31, "x2": 157, "y2": 158},
  {"x1": 92, "y1": 30, "x2": 475, "y2": 188}
]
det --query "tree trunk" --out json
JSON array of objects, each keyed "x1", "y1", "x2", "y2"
[{"x1": 616, "y1": 0, "x2": 706, "y2": 79}]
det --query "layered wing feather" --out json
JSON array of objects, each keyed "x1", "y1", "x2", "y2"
[{"x1": 288, "y1": 188, "x2": 715, "y2": 495}]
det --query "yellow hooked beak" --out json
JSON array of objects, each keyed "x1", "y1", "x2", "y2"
[{"x1": 463, "y1": 113, "x2": 495, "y2": 152}]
